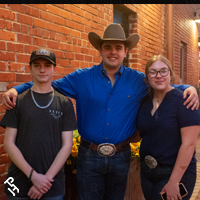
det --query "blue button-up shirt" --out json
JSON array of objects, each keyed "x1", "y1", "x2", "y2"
[{"x1": 14, "y1": 62, "x2": 189, "y2": 144}]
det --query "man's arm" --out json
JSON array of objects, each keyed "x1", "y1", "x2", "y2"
[
  {"x1": 4, "y1": 127, "x2": 53, "y2": 193},
  {"x1": 172, "y1": 85, "x2": 199, "y2": 110},
  {"x1": 28, "y1": 130, "x2": 73, "y2": 199}
]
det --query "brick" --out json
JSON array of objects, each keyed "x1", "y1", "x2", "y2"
[
  {"x1": 0, "y1": 165, "x2": 6, "y2": 174},
  {"x1": 33, "y1": 37, "x2": 47, "y2": 47},
  {"x1": 40, "y1": 11, "x2": 54, "y2": 22},
  {"x1": 36, "y1": 28, "x2": 43, "y2": 37},
  {"x1": 16, "y1": 74, "x2": 32, "y2": 82},
  {"x1": 48, "y1": 5, "x2": 60, "y2": 15},
  {"x1": 9, "y1": 63, "x2": 26, "y2": 72},
  {"x1": 75, "y1": 53, "x2": 84, "y2": 61},
  {"x1": 70, "y1": 60, "x2": 79, "y2": 68},
  {"x1": 8, "y1": 4, "x2": 25, "y2": 13},
  {"x1": 59, "y1": 59, "x2": 69, "y2": 67},
  {"x1": 0, "y1": 52, "x2": 15, "y2": 61},
  {"x1": 60, "y1": 10, "x2": 71, "y2": 19},
  {"x1": 68, "y1": 36, "x2": 72, "y2": 44},
  {"x1": 17, "y1": 54, "x2": 29, "y2": 63},
  {"x1": 25, "y1": 45, "x2": 37, "y2": 54},
  {"x1": 62, "y1": 35, "x2": 67, "y2": 42},
  {"x1": 76, "y1": 23, "x2": 84, "y2": 32},
  {"x1": 54, "y1": 50, "x2": 64, "y2": 58},
  {"x1": 33, "y1": 4, "x2": 47, "y2": 11},
  {"x1": 43, "y1": 30, "x2": 49, "y2": 38},
  {"x1": 0, "y1": 4, "x2": 5, "y2": 8},
  {"x1": 60, "y1": 26, "x2": 70, "y2": 35},
  {"x1": 60, "y1": 43, "x2": 71, "y2": 51},
  {"x1": 48, "y1": 22, "x2": 59, "y2": 31},
  {"x1": 29, "y1": 27, "x2": 36, "y2": 35},
  {"x1": 21, "y1": 24, "x2": 28, "y2": 33},
  {"x1": 71, "y1": 30, "x2": 81, "y2": 38},
  {"x1": 6, "y1": 21, "x2": 12, "y2": 30},
  {"x1": 64, "y1": 4, "x2": 75, "y2": 13},
  {"x1": 65, "y1": 19, "x2": 75, "y2": 29},
  {"x1": 7, "y1": 82, "x2": 19, "y2": 90},
  {"x1": 7, "y1": 42, "x2": 24, "y2": 53},
  {"x1": 25, "y1": 5, "x2": 39, "y2": 18},
  {"x1": 55, "y1": 33, "x2": 61, "y2": 41},
  {"x1": 85, "y1": 55, "x2": 92, "y2": 62},
  {"x1": 0, "y1": 42, "x2": 5, "y2": 51},
  {"x1": 0, "y1": 19, "x2": 5, "y2": 29},
  {"x1": 47, "y1": 40, "x2": 59, "y2": 49},
  {"x1": 33, "y1": 18, "x2": 47, "y2": 29},
  {"x1": 0, "y1": 154, "x2": 10, "y2": 165},
  {"x1": 65, "y1": 52, "x2": 74, "y2": 60},
  {"x1": 13, "y1": 23, "x2": 20, "y2": 32},
  {"x1": 0, "y1": 62, "x2": 6, "y2": 71},
  {"x1": 50, "y1": 32, "x2": 55, "y2": 40},
  {"x1": 0, "y1": 145, "x2": 5, "y2": 155},
  {"x1": 54, "y1": 16, "x2": 65, "y2": 26},
  {"x1": 0, "y1": 8, "x2": 15, "y2": 20},
  {"x1": 0, "y1": 30, "x2": 15, "y2": 41},
  {"x1": 53, "y1": 4, "x2": 64, "y2": 9},
  {"x1": 17, "y1": 13, "x2": 32, "y2": 25},
  {"x1": 65, "y1": 67, "x2": 75, "y2": 74},
  {"x1": 0, "y1": 73, "x2": 15, "y2": 81},
  {"x1": 18, "y1": 33, "x2": 32, "y2": 44}
]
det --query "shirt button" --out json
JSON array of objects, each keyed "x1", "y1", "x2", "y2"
[
  {"x1": 128, "y1": 95, "x2": 130, "y2": 98},
  {"x1": 109, "y1": 95, "x2": 111, "y2": 97},
  {"x1": 107, "y1": 123, "x2": 109, "y2": 126},
  {"x1": 108, "y1": 109, "x2": 110, "y2": 111},
  {"x1": 108, "y1": 81, "x2": 110, "y2": 83},
  {"x1": 106, "y1": 138, "x2": 107, "y2": 140}
]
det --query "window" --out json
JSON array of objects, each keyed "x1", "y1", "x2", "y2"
[{"x1": 113, "y1": 5, "x2": 130, "y2": 67}]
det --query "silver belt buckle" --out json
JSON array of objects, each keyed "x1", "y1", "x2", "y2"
[
  {"x1": 144, "y1": 155, "x2": 158, "y2": 169},
  {"x1": 97, "y1": 143, "x2": 116, "y2": 157}
]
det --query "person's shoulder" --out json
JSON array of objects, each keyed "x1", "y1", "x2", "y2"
[
  {"x1": 54, "y1": 90, "x2": 73, "y2": 104},
  {"x1": 17, "y1": 89, "x2": 30, "y2": 101},
  {"x1": 171, "y1": 88, "x2": 184, "y2": 99},
  {"x1": 124, "y1": 67, "x2": 145, "y2": 78},
  {"x1": 74, "y1": 64, "x2": 99, "y2": 74}
]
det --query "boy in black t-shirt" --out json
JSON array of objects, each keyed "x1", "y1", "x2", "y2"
[{"x1": 0, "y1": 49, "x2": 77, "y2": 200}]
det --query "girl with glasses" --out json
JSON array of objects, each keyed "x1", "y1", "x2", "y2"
[{"x1": 137, "y1": 55, "x2": 200, "y2": 200}]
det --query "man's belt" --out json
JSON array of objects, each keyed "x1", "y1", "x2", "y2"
[{"x1": 80, "y1": 139, "x2": 130, "y2": 157}]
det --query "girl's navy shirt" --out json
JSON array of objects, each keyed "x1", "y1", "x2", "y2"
[{"x1": 137, "y1": 88, "x2": 200, "y2": 173}]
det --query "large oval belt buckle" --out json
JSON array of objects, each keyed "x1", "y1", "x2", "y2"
[
  {"x1": 97, "y1": 143, "x2": 116, "y2": 157},
  {"x1": 144, "y1": 155, "x2": 158, "y2": 169}
]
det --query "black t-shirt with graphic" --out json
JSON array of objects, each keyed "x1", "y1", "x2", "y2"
[{"x1": 0, "y1": 89, "x2": 77, "y2": 198}]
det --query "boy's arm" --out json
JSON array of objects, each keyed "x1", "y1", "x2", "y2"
[
  {"x1": 27, "y1": 130, "x2": 73, "y2": 199},
  {"x1": 4, "y1": 127, "x2": 53, "y2": 194},
  {"x1": 45, "y1": 130, "x2": 73, "y2": 179}
]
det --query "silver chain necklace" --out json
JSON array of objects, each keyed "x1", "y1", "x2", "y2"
[{"x1": 31, "y1": 88, "x2": 54, "y2": 109}]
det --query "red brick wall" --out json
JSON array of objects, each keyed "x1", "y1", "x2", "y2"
[
  {"x1": 0, "y1": 4, "x2": 199, "y2": 199},
  {"x1": 174, "y1": 4, "x2": 200, "y2": 85}
]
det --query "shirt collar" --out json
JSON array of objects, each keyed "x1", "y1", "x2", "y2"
[{"x1": 99, "y1": 62, "x2": 125, "y2": 77}]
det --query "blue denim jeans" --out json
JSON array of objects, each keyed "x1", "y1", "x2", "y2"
[
  {"x1": 76, "y1": 145, "x2": 131, "y2": 200},
  {"x1": 7, "y1": 195, "x2": 63, "y2": 200},
  {"x1": 140, "y1": 159, "x2": 196, "y2": 200}
]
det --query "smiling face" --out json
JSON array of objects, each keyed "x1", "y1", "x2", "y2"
[
  {"x1": 147, "y1": 60, "x2": 172, "y2": 93},
  {"x1": 30, "y1": 58, "x2": 55, "y2": 84},
  {"x1": 99, "y1": 41, "x2": 128, "y2": 71}
]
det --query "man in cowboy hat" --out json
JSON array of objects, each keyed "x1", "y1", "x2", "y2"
[{"x1": 2, "y1": 23, "x2": 199, "y2": 200}]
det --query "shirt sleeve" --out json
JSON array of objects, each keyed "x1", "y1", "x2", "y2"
[
  {"x1": 52, "y1": 71, "x2": 77, "y2": 99},
  {"x1": 62, "y1": 98, "x2": 77, "y2": 131},
  {"x1": 177, "y1": 95, "x2": 200, "y2": 128},
  {"x1": 0, "y1": 101, "x2": 19, "y2": 129},
  {"x1": 171, "y1": 84, "x2": 190, "y2": 91},
  {"x1": 14, "y1": 82, "x2": 33, "y2": 94}
]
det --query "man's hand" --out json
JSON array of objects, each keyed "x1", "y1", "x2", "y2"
[
  {"x1": 28, "y1": 185, "x2": 43, "y2": 199},
  {"x1": 183, "y1": 86, "x2": 199, "y2": 110},
  {"x1": 2, "y1": 88, "x2": 18, "y2": 110},
  {"x1": 31, "y1": 171, "x2": 54, "y2": 194}
]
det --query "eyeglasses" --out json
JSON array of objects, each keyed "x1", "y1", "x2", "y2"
[{"x1": 148, "y1": 68, "x2": 170, "y2": 78}]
